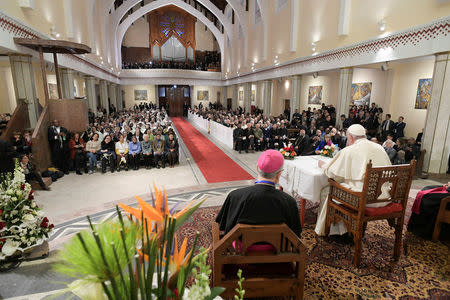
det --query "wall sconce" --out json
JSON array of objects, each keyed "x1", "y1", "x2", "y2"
[
  {"x1": 311, "y1": 42, "x2": 317, "y2": 52},
  {"x1": 313, "y1": 72, "x2": 318, "y2": 78},
  {"x1": 50, "y1": 26, "x2": 60, "y2": 38},
  {"x1": 378, "y1": 19, "x2": 386, "y2": 32},
  {"x1": 274, "y1": 55, "x2": 279, "y2": 66}
]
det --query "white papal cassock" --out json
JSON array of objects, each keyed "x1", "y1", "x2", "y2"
[{"x1": 315, "y1": 138, "x2": 392, "y2": 236}]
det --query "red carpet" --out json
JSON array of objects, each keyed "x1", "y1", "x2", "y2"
[{"x1": 172, "y1": 117, "x2": 254, "y2": 183}]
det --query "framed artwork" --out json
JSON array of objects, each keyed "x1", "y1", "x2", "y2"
[
  {"x1": 238, "y1": 90, "x2": 244, "y2": 101},
  {"x1": 415, "y1": 78, "x2": 432, "y2": 109},
  {"x1": 48, "y1": 83, "x2": 58, "y2": 99},
  {"x1": 197, "y1": 90, "x2": 209, "y2": 101},
  {"x1": 251, "y1": 90, "x2": 256, "y2": 102},
  {"x1": 351, "y1": 82, "x2": 372, "y2": 106},
  {"x1": 308, "y1": 86, "x2": 322, "y2": 104},
  {"x1": 134, "y1": 89, "x2": 148, "y2": 101}
]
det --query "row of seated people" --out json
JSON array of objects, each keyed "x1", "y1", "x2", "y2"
[
  {"x1": 121, "y1": 59, "x2": 220, "y2": 71},
  {"x1": 69, "y1": 131, "x2": 179, "y2": 174}
]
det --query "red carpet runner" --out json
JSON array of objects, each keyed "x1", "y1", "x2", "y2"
[{"x1": 172, "y1": 117, "x2": 254, "y2": 183}]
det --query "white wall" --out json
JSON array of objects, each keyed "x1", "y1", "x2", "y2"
[
  {"x1": 122, "y1": 84, "x2": 156, "y2": 108},
  {"x1": 300, "y1": 72, "x2": 339, "y2": 110},
  {"x1": 122, "y1": 17, "x2": 150, "y2": 47},
  {"x1": 388, "y1": 59, "x2": 434, "y2": 138},
  {"x1": 195, "y1": 21, "x2": 216, "y2": 51},
  {"x1": 0, "y1": 66, "x2": 16, "y2": 114},
  {"x1": 192, "y1": 85, "x2": 221, "y2": 107}
]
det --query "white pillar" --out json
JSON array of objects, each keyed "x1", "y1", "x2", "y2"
[
  {"x1": 262, "y1": 80, "x2": 272, "y2": 115},
  {"x1": 116, "y1": 84, "x2": 123, "y2": 110},
  {"x1": 336, "y1": 68, "x2": 353, "y2": 118},
  {"x1": 99, "y1": 80, "x2": 109, "y2": 115},
  {"x1": 9, "y1": 54, "x2": 39, "y2": 127},
  {"x1": 244, "y1": 82, "x2": 251, "y2": 113},
  {"x1": 422, "y1": 52, "x2": 450, "y2": 174},
  {"x1": 291, "y1": 75, "x2": 302, "y2": 120},
  {"x1": 85, "y1": 76, "x2": 97, "y2": 114},
  {"x1": 232, "y1": 84, "x2": 238, "y2": 110},
  {"x1": 109, "y1": 83, "x2": 117, "y2": 111},
  {"x1": 60, "y1": 68, "x2": 75, "y2": 99},
  {"x1": 221, "y1": 86, "x2": 227, "y2": 106}
]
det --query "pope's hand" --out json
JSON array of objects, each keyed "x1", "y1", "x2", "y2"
[{"x1": 318, "y1": 160, "x2": 326, "y2": 168}]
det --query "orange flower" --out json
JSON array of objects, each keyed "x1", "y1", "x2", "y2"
[{"x1": 323, "y1": 150, "x2": 328, "y2": 154}]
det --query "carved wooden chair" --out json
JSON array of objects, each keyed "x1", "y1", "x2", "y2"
[
  {"x1": 325, "y1": 160, "x2": 416, "y2": 267},
  {"x1": 212, "y1": 223, "x2": 306, "y2": 299},
  {"x1": 432, "y1": 196, "x2": 450, "y2": 241}
]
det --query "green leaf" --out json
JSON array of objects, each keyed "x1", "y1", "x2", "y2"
[
  {"x1": 174, "y1": 198, "x2": 206, "y2": 231},
  {"x1": 205, "y1": 287, "x2": 226, "y2": 300}
]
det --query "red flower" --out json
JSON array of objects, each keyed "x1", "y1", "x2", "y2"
[
  {"x1": 40, "y1": 217, "x2": 49, "y2": 228},
  {"x1": 0, "y1": 210, "x2": 3, "y2": 215},
  {"x1": 20, "y1": 184, "x2": 25, "y2": 190},
  {"x1": 0, "y1": 222, "x2": 5, "y2": 230},
  {"x1": 28, "y1": 194, "x2": 34, "y2": 200},
  {"x1": 43, "y1": 217, "x2": 49, "y2": 223},
  {"x1": 49, "y1": 224, "x2": 54, "y2": 229}
]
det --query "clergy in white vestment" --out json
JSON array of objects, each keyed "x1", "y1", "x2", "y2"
[{"x1": 315, "y1": 124, "x2": 392, "y2": 236}]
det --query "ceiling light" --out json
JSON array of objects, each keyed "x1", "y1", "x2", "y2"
[{"x1": 378, "y1": 19, "x2": 386, "y2": 32}]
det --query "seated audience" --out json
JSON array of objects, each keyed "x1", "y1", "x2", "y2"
[
  {"x1": 215, "y1": 150, "x2": 301, "y2": 237},
  {"x1": 128, "y1": 136, "x2": 142, "y2": 170},
  {"x1": 115, "y1": 134, "x2": 129, "y2": 171},
  {"x1": 86, "y1": 133, "x2": 101, "y2": 174},
  {"x1": 11, "y1": 131, "x2": 26, "y2": 157},
  {"x1": 141, "y1": 134, "x2": 153, "y2": 169},
  {"x1": 383, "y1": 139, "x2": 397, "y2": 164},
  {"x1": 100, "y1": 134, "x2": 116, "y2": 173},
  {"x1": 69, "y1": 132, "x2": 87, "y2": 175},
  {"x1": 165, "y1": 133, "x2": 179, "y2": 168},
  {"x1": 19, "y1": 154, "x2": 49, "y2": 190},
  {"x1": 153, "y1": 133, "x2": 165, "y2": 169},
  {"x1": 315, "y1": 134, "x2": 333, "y2": 154}
]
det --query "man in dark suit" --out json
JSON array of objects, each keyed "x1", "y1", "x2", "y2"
[
  {"x1": 293, "y1": 129, "x2": 313, "y2": 156},
  {"x1": 394, "y1": 116, "x2": 406, "y2": 140},
  {"x1": 0, "y1": 139, "x2": 15, "y2": 174},
  {"x1": 48, "y1": 119, "x2": 69, "y2": 174},
  {"x1": 381, "y1": 114, "x2": 395, "y2": 140}
]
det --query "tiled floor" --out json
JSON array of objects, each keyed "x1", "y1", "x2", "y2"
[{"x1": 1, "y1": 119, "x2": 447, "y2": 300}]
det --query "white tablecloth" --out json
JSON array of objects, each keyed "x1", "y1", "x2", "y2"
[
  {"x1": 188, "y1": 112, "x2": 234, "y2": 149},
  {"x1": 279, "y1": 155, "x2": 332, "y2": 204}
]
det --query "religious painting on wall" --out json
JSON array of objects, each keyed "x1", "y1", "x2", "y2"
[
  {"x1": 48, "y1": 83, "x2": 58, "y2": 99},
  {"x1": 197, "y1": 90, "x2": 209, "y2": 101},
  {"x1": 415, "y1": 78, "x2": 432, "y2": 109},
  {"x1": 238, "y1": 90, "x2": 244, "y2": 101},
  {"x1": 308, "y1": 86, "x2": 322, "y2": 104},
  {"x1": 351, "y1": 82, "x2": 372, "y2": 106},
  {"x1": 134, "y1": 90, "x2": 148, "y2": 101}
]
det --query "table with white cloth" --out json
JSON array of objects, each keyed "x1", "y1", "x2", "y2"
[
  {"x1": 187, "y1": 112, "x2": 234, "y2": 149},
  {"x1": 279, "y1": 155, "x2": 332, "y2": 226}
]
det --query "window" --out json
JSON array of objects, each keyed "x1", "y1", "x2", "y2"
[
  {"x1": 152, "y1": 44, "x2": 160, "y2": 60},
  {"x1": 159, "y1": 87, "x2": 166, "y2": 97}
]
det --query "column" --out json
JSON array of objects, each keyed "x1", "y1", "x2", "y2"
[
  {"x1": 99, "y1": 80, "x2": 109, "y2": 115},
  {"x1": 422, "y1": 52, "x2": 450, "y2": 174},
  {"x1": 232, "y1": 84, "x2": 238, "y2": 110},
  {"x1": 291, "y1": 75, "x2": 302, "y2": 120},
  {"x1": 262, "y1": 80, "x2": 272, "y2": 115},
  {"x1": 116, "y1": 84, "x2": 123, "y2": 110},
  {"x1": 109, "y1": 83, "x2": 117, "y2": 111},
  {"x1": 336, "y1": 68, "x2": 353, "y2": 118},
  {"x1": 84, "y1": 76, "x2": 97, "y2": 114},
  {"x1": 60, "y1": 68, "x2": 75, "y2": 99},
  {"x1": 243, "y1": 82, "x2": 251, "y2": 113},
  {"x1": 221, "y1": 86, "x2": 227, "y2": 106},
  {"x1": 9, "y1": 54, "x2": 39, "y2": 127}
]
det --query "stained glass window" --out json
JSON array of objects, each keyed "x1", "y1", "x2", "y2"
[{"x1": 160, "y1": 13, "x2": 185, "y2": 38}]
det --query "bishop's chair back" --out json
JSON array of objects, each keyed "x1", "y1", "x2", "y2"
[
  {"x1": 325, "y1": 160, "x2": 416, "y2": 267},
  {"x1": 212, "y1": 223, "x2": 306, "y2": 299}
]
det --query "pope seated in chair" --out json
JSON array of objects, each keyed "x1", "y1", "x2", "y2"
[{"x1": 215, "y1": 150, "x2": 302, "y2": 240}]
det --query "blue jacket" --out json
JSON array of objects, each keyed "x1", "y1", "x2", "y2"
[{"x1": 128, "y1": 141, "x2": 141, "y2": 154}]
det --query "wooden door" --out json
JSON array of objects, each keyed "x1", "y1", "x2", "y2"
[
  {"x1": 227, "y1": 98, "x2": 232, "y2": 110},
  {"x1": 167, "y1": 87, "x2": 184, "y2": 117}
]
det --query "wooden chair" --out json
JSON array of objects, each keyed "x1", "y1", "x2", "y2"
[
  {"x1": 432, "y1": 196, "x2": 450, "y2": 241},
  {"x1": 325, "y1": 160, "x2": 416, "y2": 267},
  {"x1": 212, "y1": 223, "x2": 306, "y2": 299},
  {"x1": 414, "y1": 149, "x2": 426, "y2": 177}
]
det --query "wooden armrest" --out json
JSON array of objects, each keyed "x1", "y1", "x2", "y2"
[
  {"x1": 328, "y1": 179, "x2": 362, "y2": 210},
  {"x1": 439, "y1": 196, "x2": 450, "y2": 211},
  {"x1": 212, "y1": 222, "x2": 220, "y2": 245},
  {"x1": 328, "y1": 179, "x2": 362, "y2": 197}
]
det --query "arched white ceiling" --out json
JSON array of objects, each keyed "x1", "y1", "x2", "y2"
[{"x1": 115, "y1": 0, "x2": 225, "y2": 68}]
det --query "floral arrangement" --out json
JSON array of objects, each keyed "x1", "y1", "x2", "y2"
[
  {"x1": 318, "y1": 144, "x2": 336, "y2": 158},
  {"x1": 55, "y1": 185, "x2": 225, "y2": 300},
  {"x1": 280, "y1": 146, "x2": 297, "y2": 160},
  {"x1": 0, "y1": 164, "x2": 53, "y2": 260}
]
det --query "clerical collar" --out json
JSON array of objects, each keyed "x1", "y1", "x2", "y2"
[{"x1": 255, "y1": 180, "x2": 276, "y2": 187}]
